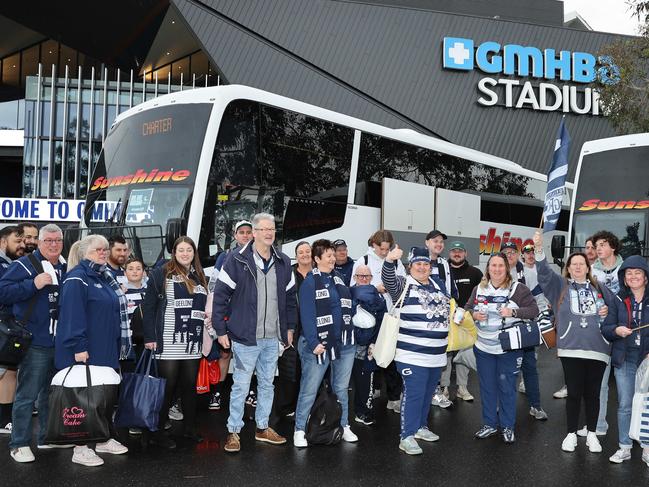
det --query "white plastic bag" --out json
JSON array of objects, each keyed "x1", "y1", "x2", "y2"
[
  {"x1": 629, "y1": 357, "x2": 649, "y2": 443},
  {"x1": 51, "y1": 365, "x2": 121, "y2": 387},
  {"x1": 352, "y1": 305, "x2": 376, "y2": 329}
]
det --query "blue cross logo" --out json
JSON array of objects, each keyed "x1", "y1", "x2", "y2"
[{"x1": 443, "y1": 37, "x2": 474, "y2": 70}]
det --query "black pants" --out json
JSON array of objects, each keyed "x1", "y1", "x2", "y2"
[
  {"x1": 352, "y1": 359, "x2": 374, "y2": 417},
  {"x1": 157, "y1": 358, "x2": 200, "y2": 433},
  {"x1": 560, "y1": 357, "x2": 607, "y2": 433},
  {"x1": 384, "y1": 361, "x2": 403, "y2": 401}
]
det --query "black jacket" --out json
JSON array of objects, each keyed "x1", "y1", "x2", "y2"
[
  {"x1": 141, "y1": 266, "x2": 168, "y2": 353},
  {"x1": 449, "y1": 260, "x2": 483, "y2": 307}
]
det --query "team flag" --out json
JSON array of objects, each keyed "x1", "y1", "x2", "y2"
[{"x1": 542, "y1": 118, "x2": 570, "y2": 233}]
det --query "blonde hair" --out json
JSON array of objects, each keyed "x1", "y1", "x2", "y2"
[
  {"x1": 479, "y1": 253, "x2": 513, "y2": 289},
  {"x1": 66, "y1": 241, "x2": 82, "y2": 271}
]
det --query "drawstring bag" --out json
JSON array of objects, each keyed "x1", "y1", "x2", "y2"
[{"x1": 305, "y1": 381, "x2": 343, "y2": 446}]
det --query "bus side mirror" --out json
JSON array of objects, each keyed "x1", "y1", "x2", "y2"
[
  {"x1": 165, "y1": 218, "x2": 187, "y2": 254},
  {"x1": 551, "y1": 234, "x2": 565, "y2": 260}
]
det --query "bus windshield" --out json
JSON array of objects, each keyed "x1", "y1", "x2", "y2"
[
  {"x1": 573, "y1": 146, "x2": 649, "y2": 257},
  {"x1": 83, "y1": 103, "x2": 213, "y2": 264}
]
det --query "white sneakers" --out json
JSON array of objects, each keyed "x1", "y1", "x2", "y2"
[
  {"x1": 609, "y1": 447, "x2": 632, "y2": 463},
  {"x1": 577, "y1": 425, "x2": 606, "y2": 437},
  {"x1": 386, "y1": 400, "x2": 401, "y2": 413},
  {"x1": 72, "y1": 446, "x2": 104, "y2": 467},
  {"x1": 342, "y1": 425, "x2": 358, "y2": 443},
  {"x1": 293, "y1": 430, "x2": 307, "y2": 448},
  {"x1": 10, "y1": 446, "x2": 35, "y2": 463},
  {"x1": 456, "y1": 386, "x2": 474, "y2": 402},
  {"x1": 96, "y1": 439, "x2": 128, "y2": 455},
  {"x1": 586, "y1": 432, "x2": 602, "y2": 453},
  {"x1": 414, "y1": 427, "x2": 439, "y2": 442},
  {"x1": 293, "y1": 426, "x2": 358, "y2": 446},
  {"x1": 563, "y1": 431, "x2": 603, "y2": 453},
  {"x1": 561, "y1": 433, "x2": 577, "y2": 452},
  {"x1": 553, "y1": 385, "x2": 568, "y2": 399}
]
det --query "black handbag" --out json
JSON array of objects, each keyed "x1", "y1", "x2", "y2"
[
  {"x1": 44, "y1": 365, "x2": 118, "y2": 445},
  {"x1": 0, "y1": 254, "x2": 44, "y2": 366},
  {"x1": 497, "y1": 283, "x2": 542, "y2": 351}
]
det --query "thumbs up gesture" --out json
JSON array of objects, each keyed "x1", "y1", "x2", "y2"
[{"x1": 386, "y1": 244, "x2": 403, "y2": 263}]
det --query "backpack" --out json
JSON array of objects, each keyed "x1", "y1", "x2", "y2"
[{"x1": 305, "y1": 382, "x2": 343, "y2": 445}]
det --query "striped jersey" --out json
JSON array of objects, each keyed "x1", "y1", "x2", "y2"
[
  {"x1": 474, "y1": 282, "x2": 521, "y2": 355},
  {"x1": 382, "y1": 263, "x2": 450, "y2": 368}
]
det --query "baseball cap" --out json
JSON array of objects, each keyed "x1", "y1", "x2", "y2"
[
  {"x1": 234, "y1": 220, "x2": 253, "y2": 232},
  {"x1": 521, "y1": 243, "x2": 535, "y2": 253},
  {"x1": 448, "y1": 241, "x2": 466, "y2": 251},
  {"x1": 332, "y1": 239, "x2": 347, "y2": 249},
  {"x1": 409, "y1": 247, "x2": 431, "y2": 264},
  {"x1": 501, "y1": 242, "x2": 519, "y2": 252},
  {"x1": 425, "y1": 229, "x2": 447, "y2": 240}
]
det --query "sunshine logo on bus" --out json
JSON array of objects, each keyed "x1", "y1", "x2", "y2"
[
  {"x1": 90, "y1": 168, "x2": 191, "y2": 191},
  {"x1": 578, "y1": 199, "x2": 649, "y2": 211}
]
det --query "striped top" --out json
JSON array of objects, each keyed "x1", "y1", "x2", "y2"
[
  {"x1": 466, "y1": 281, "x2": 538, "y2": 355},
  {"x1": 157, "y1": 277, "x2": 205, "y2": 361},
  {"x1": 382, "y1": 262, "x2": 450, "y2": 368}
]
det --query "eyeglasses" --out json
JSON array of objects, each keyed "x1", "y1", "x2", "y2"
[
  {"x1": 502, "y1": 250, "x2": 517, "y2": 256},
  {"x1": 255, "y1": 228, "x2": 276, "y2": 233},
  {"x1": 355, "y1": 274, "x2": 372, "y2": 279},
  {"x1": 92, "y1": 247, "x2": 109, "y2": 253},
  {"x1": 42, "y1": 239, "x2": 63, "y2": 245}
]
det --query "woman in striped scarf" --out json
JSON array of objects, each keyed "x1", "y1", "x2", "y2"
[{"x1": 293, "y1": 239, "x2": 357, "y2": 447}]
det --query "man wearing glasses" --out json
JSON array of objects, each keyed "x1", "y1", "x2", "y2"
[
  {"x1": 0, "y1": 224, "x2": 67, "y2": 463},
  {"x1": 213, "y1": 213, "x2": 297, "y2": 453}
]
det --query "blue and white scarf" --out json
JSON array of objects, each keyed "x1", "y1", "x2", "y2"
[
  {"x1": 312, "y1": 268, "x2": 353, "y2": 364},
  {"x1": 86, "y1": 259, "x2": 132, "y2": 360}
]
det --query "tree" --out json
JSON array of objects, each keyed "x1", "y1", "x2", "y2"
[{"x1": 596, "y1": 1, "x2": 649, "y2": 133}]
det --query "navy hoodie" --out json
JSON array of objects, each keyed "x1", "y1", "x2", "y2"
[{"x1": 601, "y1": 255, "x2": 649, "y2": 367}]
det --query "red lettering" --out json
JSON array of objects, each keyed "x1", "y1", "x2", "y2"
[
  {"x1": 91, "y1": 177, "x2": 104, "y2": 191},
  {"x1": 578, "y1": 199, "x2": 599, "y2": 211}
]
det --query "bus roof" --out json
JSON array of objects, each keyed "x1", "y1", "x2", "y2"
[
  {"x1": 114, "y1": 84, "x2": 553, "y2": 184},
  {"x1": 581, "y1": 133, "x2": 649, "y2": 156}
]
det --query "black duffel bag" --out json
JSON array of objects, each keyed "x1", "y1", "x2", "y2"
[{"x1": 0, "y1": 254, "x2": 44, "y2": 366}]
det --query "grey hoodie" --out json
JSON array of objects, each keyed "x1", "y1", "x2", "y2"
[{"x1": 536, "y1": 254, "x2": 616, "y2": 364}]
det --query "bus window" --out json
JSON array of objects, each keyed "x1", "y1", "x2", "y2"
[
  {"x1": 355, "y1": 132, "x2": 535, "y2": 207},
  {"x1": 199, "y1": 100, "x2": 353, "y2": 262},
  {"x1": 574, "y1": 211, "x2": 645, "y2": 258}
]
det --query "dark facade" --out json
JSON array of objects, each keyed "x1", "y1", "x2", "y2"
[{"x1": 174, "y1": 0, "x2": 625, "y2": 179}]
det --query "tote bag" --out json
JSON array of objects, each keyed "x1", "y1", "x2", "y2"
[
  {"x1": 374, "y1": 285, "x2": 409, "y2": 368},
  {"x1": 114, "y1": 351, "x2": 166, "y2": 431}
]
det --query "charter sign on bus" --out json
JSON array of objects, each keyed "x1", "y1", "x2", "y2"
[{"x1": 442, "y1": 37, "x2": 620, "y2": 115}]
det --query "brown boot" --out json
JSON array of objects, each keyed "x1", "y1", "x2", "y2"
[
  {"x1": 224, "y1": 433, "x2": 240, "y2": 453},
  {"x1": 255, "y1": 427, "x2": 287, "y2": 445}
]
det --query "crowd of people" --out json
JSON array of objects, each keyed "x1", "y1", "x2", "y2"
[{"x1": 0, "y1": 217, "x2": 648, "y2": 468}]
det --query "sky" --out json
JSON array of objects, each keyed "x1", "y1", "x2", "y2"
[{"x1": 562, "y1": 0, "x2": 644, "y2": 35}]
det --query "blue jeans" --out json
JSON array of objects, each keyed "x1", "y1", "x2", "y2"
[
  {"x1": 475, "y1": 346, "x2": 523, "y2": 429},
  {"x1": 294, "y1": 337, "x2": 355, "y2": 431},
  {"x1": 227, "y1": 338, "x2": 279, "y2": 433},
  {"x1": 396, "y1": 362, "x2": 442, "y2": 439},
  {"x1": 614, "y1": 356, "x2": 639, "y2": 448},
  {"x1": 10, "y1": 345, "x2": 55, "y2": 448},
  {"x1": 521, "y1": 347, "x2": 541, "y2": 409},
  {"x1": 597, "y1": 363, "x2": 611, "y2": 433}
]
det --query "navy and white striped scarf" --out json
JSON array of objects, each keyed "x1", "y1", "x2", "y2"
[
  {"x1": 171, "y1": 271, "x2": 207, "y2": 354},
  {"x1": 86, "y1": 259, "x2": 132, "y2": 360},
  {"x1": 312, "y1": 268, "x2": 353, "y2": 364}
]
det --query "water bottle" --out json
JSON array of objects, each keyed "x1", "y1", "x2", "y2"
[
  {"x1": 475, "y1": 297, "x2": 489, "y2": 326},
  {"x1": 595, "y1": 294, "x2": 606, "y2": 324}
]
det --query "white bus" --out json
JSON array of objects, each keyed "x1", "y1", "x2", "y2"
[
  {"x1": 552, "y1": 133, "x2": 649, "y2": 260},
  {"x1": 80, "y1": 85, "x2": 567, "y2": 268}
]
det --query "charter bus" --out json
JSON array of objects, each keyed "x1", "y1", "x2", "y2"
[
  {"x1": 552, "y1": 133, "x2": 649, "y2": 261},
  {"x1": 79, "y1": 85, "x2": 568, "y2": 269}
]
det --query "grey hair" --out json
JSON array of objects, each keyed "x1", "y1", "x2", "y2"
[
  {"x1": 252, "y1": 213, "x2": 275, "y2": 228},
  {"x1": 39, "y1": 224, "x2": 63, "y2": 240},
  {"x1": 78, "y1": 234, "x2": 109, "y2": 259}
]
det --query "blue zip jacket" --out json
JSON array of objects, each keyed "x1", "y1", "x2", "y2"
[
  {"x1": 334, "y1": 257, "x2": 354, "y2": 287},
  {"x1": 0, "y1": 250, "x2": 66, "y2": 347},
  {"x1": 601, "y1": 255, "x2": 649, "y2": 367},
  {"x1": 55, "y1": 260, "x2": 121, "y2": 369},
  {"x1": 212, "y1": 240, "x2": 297, "y2": 346},
  {"x1": 299, "y1": 271, "x2": 345, "y2": 353}
]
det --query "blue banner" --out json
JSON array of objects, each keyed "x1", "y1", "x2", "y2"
[{"x1": 543, "y1": 119, "x2": 570, "y2": 233}]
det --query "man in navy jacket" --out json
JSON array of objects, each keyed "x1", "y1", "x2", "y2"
[
  {"x1": 213, "y1": 213, "x2": 297, "y2": 453},
  {"x1": 0, "y1": 224, "x2": 66, "y2": 463}
]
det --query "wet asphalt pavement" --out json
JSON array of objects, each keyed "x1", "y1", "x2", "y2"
[{"x1": 1, "y1": 348, "x2": 648, "y2": 487}]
